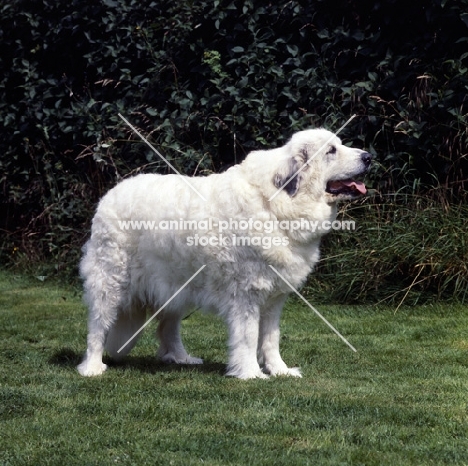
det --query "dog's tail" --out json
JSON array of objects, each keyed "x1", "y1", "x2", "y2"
[{"x1": 105, "y1": 307, "x2": 147, "y2": 360}]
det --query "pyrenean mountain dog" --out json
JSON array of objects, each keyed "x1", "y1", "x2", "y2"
[{"x1": 77, "y1": 128, "x2": 371, "y2": 379}]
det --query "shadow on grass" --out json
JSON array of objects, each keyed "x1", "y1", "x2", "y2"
[
  {"x1": 49, "y1": 348, "x2": 226, "y2": 376},
  {"x1": 49, "y1": 348, "x2": 82, "y2": 367}
]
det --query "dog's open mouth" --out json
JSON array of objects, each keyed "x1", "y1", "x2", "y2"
[{"x1": 326, "y1": 179, "x2": 367, "y2": 196}]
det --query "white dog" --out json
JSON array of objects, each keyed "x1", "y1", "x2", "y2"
[{"x1": 77, "y1": 129, "x2": 371, "y2": 379}]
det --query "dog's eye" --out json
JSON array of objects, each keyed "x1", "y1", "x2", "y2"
[{"x1": 327, "y1": 146, "x2": 337, "y2": 155}]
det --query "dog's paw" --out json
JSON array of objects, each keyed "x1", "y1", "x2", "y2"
[
  {"x1": 226, "y1": 365, "x2": 270, "y2": 380},
  {"x1": 183, "y1": 355, "x2": 204, "y2": 365},
  {"x1": 239, "y1": 370, "x2": 270, "y2": 380},
  {"x1": 263, "y1": 363, "x2": 302, "y2": 378},
  {"x1": 77, "y1": 361, "x2": 107, "y2": 377},
  {"x1": 160, "y1": 353, "x2": 203, "y2": 365},
  {"x1": 282, "y1": 366, "x2": 302, "y2": 378}
]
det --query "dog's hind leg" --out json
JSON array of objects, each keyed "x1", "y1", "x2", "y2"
[
  {"x1": 156, "y1": 311, "x2": 203, "y2": 364},
  {"x1": 77, "y1": 310, "x2": 110, "y2": 377},
  {"x1": 77, "y1": 242, "x2": 129, "y2": 377}
]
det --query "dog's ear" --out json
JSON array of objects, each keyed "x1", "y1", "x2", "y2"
[{"x1": 273, "y1": 157, "x2": 302, "y2": 197}]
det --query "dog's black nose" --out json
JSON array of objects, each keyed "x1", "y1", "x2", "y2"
[{"x1": 361, "y1": 152, "x2": 372, "y2": 167}]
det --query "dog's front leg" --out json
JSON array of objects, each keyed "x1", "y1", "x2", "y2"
[
  {"x1": 258, "y1": 294, "x2": 302, "y2": 377},
  {"x1": 225, "y1": 305, "x2": 268, "y2": 379}
]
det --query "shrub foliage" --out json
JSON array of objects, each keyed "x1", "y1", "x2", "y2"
[{"x1": 0, "y1": 0, "x2": 467, "y2": 300}]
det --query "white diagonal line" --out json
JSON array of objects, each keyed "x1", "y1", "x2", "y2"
[
  {"x1": 118, "y1": 113, "x2": 207, "y2": 201},
  {"x1": 268, "y1": 114, "x2": 357, "y2": 201},
  {"x1": 269, "y1": 265, "x2": 357, "y2": 352},
  {"x1": 117, "y1": 265, "x2": 206, "y2": 353}
]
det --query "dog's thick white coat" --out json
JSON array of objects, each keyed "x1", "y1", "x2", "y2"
[{"x1": 78, "y1": 129, "x2": 370, "y2": 379}]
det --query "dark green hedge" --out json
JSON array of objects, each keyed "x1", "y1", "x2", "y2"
[{"x1": 1, "y1": 0, "x2": 467, "y2": 292}]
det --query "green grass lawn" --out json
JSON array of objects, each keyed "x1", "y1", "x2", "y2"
[{"x1": 1, "y1": 270, "x2": 467, "y2": 465}]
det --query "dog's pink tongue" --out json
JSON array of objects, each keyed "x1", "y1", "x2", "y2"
[{"x1": 331, "y1": 180, "x2": 367, "y2": 194}]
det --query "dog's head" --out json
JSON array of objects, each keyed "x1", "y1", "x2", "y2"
[{"x1": 273, "y1": 129, "x2": 372, "y2": 203}]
